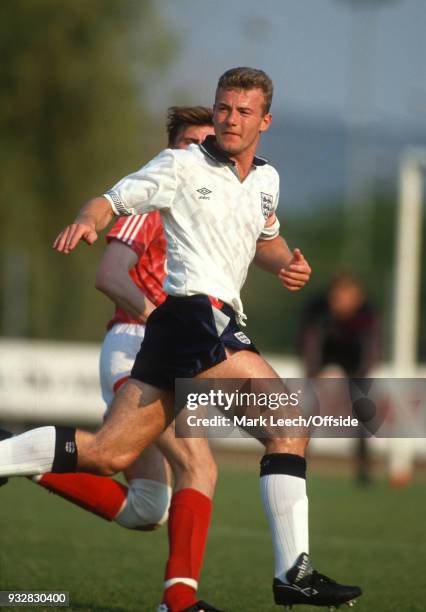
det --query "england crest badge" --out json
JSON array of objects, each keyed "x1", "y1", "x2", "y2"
[{"x1": 260, "y1": 192, "x2": 274, "y2": 219}]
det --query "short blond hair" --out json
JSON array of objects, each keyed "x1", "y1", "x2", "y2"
[{"x1": 216, "y1": 67, "x2": 273, "y2": 114}]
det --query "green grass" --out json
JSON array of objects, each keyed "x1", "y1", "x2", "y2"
[{"x1": 0, "y1": 465, "x2": 425, "y2": 612}]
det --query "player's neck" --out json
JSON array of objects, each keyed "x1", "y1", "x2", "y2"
[
  {"x1": 230, "y1": 145, "x2": 258, "y2": 182},
  {"x1": 209, "y1": 135, "x2": 259, "y2": 182},
  {"x1": 226, "y1": 133, "x2": 260, "y2": 180}
]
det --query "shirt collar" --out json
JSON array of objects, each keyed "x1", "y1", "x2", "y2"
[{"x1": 199, "y1": 135, "x2": 269, "y2": 167}]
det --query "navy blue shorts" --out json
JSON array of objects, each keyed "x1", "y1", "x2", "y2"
[{"x1": 130, "y1": 294, "x2": 258, "y2": 390}]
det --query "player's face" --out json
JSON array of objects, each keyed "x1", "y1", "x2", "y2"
[
  {"x1": 213, "y1": 87, "x2": 272, "y2": 156},
  {"x1": 329, "y1": 283, "x2": 364, "y2": 319},
  {"x1": 173, "y1": 124, "x2": 215, "y2": 149}
]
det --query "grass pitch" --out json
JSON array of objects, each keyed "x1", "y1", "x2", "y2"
[{"x1": 0, "y1": 456, "x2": 425, "y2": 612}]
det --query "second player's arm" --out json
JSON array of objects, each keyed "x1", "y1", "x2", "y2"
[
  {"x1": 254, "y1": 215, "x2": 312, "y2": 291},
  {"x1": 95, "y1": 240, "x2": 156, "y2": 322}
]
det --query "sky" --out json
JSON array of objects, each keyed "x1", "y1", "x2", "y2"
[{"x1": 155, "y1": 0, "x2": 426, "y2": 127}]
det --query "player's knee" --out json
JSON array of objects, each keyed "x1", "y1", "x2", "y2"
[{"x1": 114, "y1": 478, "x2": 172, "y2": 530}]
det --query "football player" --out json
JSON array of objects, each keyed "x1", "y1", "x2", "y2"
[{"x1": 1, "y1": 68, "x2": 362, "y2": 610}]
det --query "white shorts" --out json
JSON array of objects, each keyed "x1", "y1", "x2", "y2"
[{"x1": 99, "y1": 323, "x2": 146, "y2": 408}]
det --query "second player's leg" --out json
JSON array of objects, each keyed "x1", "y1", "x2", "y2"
[
  {"x1": 155, "y1": 428, "x2": 217, "y2": 612},
  {"x1": 114, "y1": 443, "x2": 173, "y2": 531}
]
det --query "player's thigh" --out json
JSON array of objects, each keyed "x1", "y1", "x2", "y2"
[
  {"x1": 92, "y1": 379, "x2": 174, "y2": 466},
  {"x1": 196, "y1": 348, "x2": 279, "y2": 379},
  {"x1": 196, "y1": 349, "x2": 309, "y2": 453},
  {"x1": 99, "y1": 324, "x2": 173, "y2": 481}
]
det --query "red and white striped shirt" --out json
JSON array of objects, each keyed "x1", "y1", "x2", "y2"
[{"x1": 105, "y1": 212, "x2": 167, "y2": 330}]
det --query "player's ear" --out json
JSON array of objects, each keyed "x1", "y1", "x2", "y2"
[{"x1": 260, "y1": 113, "x2": 272, "y2": 133}]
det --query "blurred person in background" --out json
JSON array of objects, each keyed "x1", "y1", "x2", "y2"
[{"x1": 300, "y1": 272, "x2": 380, "y2": 484}]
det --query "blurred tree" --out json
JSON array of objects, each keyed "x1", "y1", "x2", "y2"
[{"x1": 0, "y1": 0, "x2": 176, "y2": 341}]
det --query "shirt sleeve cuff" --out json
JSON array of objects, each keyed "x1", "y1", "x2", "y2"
[
  {"x1": 103, "y1": 190, "x2": 132, "y2": 216},
  {"x1": 259, "y1": 216, "x2": 280, "y2": 240}
]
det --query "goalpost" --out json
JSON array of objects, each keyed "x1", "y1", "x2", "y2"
[
  {"x1": 393, "y1": 147, "x2": 426, "y2": 374},
  {"x1": 389, "y1": 148, "x2": 426, "y2": 484}
]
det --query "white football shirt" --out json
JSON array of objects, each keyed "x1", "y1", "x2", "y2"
[{"x1": 104, "y1": 136, "x2": 280, "y2": 321}]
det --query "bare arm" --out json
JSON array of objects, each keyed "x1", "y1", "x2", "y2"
[
  {"x1": 254, "y1": 234, "x2": 293, "y2": 274},
  {"x1": 95, "y1": 240, "x2": 156, "y2": 322},
  {"x1": 53, "y1": 196, "x2": 114, "y2": 255},
  {"x1": 254, "y1": 216, "x2": 311, "y2": 291}
]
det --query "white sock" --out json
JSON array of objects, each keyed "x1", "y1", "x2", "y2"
[
  {"x1": 0, "y1": 426, "x2": 56, "y2": 477},
  {"x1": 260, "y1": 455, "x2": 309, "y2": 583}
]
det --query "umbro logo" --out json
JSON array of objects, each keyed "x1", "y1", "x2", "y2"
[
  {"x1": 197, "y1": 187, "x2": 212, "y2": 200},
  {"x1": 300, "y1": 587, "x2": 319, "y2": 597}
]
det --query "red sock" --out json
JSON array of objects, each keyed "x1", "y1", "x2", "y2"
[
  {"x1": 36, "y1": 473, "x2": 128, "y2": 521},
  {"x1": 163, "y1": 488, "x2": 212, "y2": 612}
]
